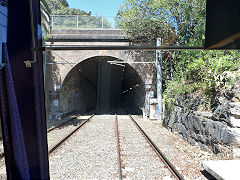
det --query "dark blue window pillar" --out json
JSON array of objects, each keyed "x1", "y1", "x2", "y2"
[{"x1": 2, "y1": 0, "x2": 50, "y2": 179}]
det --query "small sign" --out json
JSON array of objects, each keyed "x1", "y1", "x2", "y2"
[
  {"x1": 145, "y1": 84, "x2": 151, "y2": 89},
  {"x1": 100, "y1": 50, "x2": 107, "y2": 56},
  {"x1": 53, "y1": 99, "x2": 59, "y2": 107},
  {"x1": 149, "y1": 91, "x2": 154, "y2": 98},
  {"x1": 145, "y1": 79, "x2": 152, "y2": 85},
  {"x1": 55, "y1": 84, "x2": 61, "y2": 91}
]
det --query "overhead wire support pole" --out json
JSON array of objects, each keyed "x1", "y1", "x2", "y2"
[
  {"x1": 76, "y1": 15, "x2": 78, "y2": 29},
  {"x1": 170, "y1": 55, "x2": 173, "y2": 80},
  {"x1": 102, "y1": 16, "x2": 104, "y2": 29},
  {"x1": 156, "y1": 38, "x2": 163, "y2": 122}
]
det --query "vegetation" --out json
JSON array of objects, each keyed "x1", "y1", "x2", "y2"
[
  {"x1": 41, "y1": 0, "x2": 112, "y2": 29},
  {"x1": 42, "y1": 0, "x2": 90, "y2": 15},
  {"x1": 118, "y1": 0, "x2": 205, "y2": 45},
  {"x1": 164, "y1": 50, "x2": 240, "y2": 110},
  {"x1": 118, "y1": 0, "x2": 240, "y2": 111}
]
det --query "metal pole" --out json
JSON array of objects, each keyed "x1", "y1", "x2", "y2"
[
  {"x1": 102, "y1": 16, "x2": 104, "y2": 29},
  {"x1": 170, "y1": 55, "x2": 173, "y2": 80},
  {"x1": 76, "y1": 16, "x2": 78, "y2": 29},
  {"x1": 156, "y1": 38, "x2": 162, "y2": 122},
  {"x1": 51, "y1": 15, "x2": 53, "y2": 29},
  {"x1": 43, "y1": 51, "x2": 47, "y2": 86}
]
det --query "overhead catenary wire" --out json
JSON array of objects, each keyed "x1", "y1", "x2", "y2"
[{"x1": 46, "y1": 62, "x2": 76, "y2": 64}]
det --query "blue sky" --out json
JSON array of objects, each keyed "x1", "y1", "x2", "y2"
[{"x1": 68, "y1": 0, "x2": 125, "y2": 17}]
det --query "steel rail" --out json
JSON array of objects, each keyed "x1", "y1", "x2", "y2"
[
  {"x1": 47, "y1": 114, "x2": 81, "y2": 133},
  {"x1": 41, "y1": 46, "x2": 204, "y2": 51},
  {"x1": 48, "y1": 114, "x2": 95, "y2": 155},
  {"x1": 128, "y1": 114, "x2": 185, "y2": 180},
  {"x1": 0, "y1": 115, "x2": 82, "y2": 160},
  {"x1": 115, "y1": 114, "x2": 123, "y2": 180}
]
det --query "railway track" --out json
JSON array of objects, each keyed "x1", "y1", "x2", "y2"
[
  {"x1": 0, "y1": 114, "x2": 95, "y2": 179},
  {"x1": 0, "y1": 114, "x2": 94, "y2": 159},
  {"x1": 115, "y1": 114, "x2": 123, "y2": 180},
  {"x1": 1, "y1": 110, "x2": 185, "y2": 179},
  {"x1": 49, "y1": 114, "x2": 119, "y2": 179},
  {"x1": 115, "y1": 111, "x2": 184, "y2": 180},
  {"x1": 47, "y1": 114, "x2": 81, "y2": 133},
  {"x1": 48, "y1": 110, "x2": 184, "y2": 179},
  {"x1": 48, "y1": 114, "x2": 95, "y2": 155}
]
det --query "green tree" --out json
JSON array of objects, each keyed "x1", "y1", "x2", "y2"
[
  {"x1": 43, "y1": 0, "x2": 90, "y2": 15},
  {"x1": 118, "y1": 0, "x2": 240, "y2": 110},
  {"x1": 41, "y1": 0, "x2": 111, "y2": 29},
  {"x1": 118, "y1": 0, "x2": 206, "y2": 46}
]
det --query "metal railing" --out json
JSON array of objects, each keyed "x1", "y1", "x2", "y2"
[
  {"x1": 51, "y1": 15, "x2": 121, "y2": 29},
  {"x1": 41, "y1": 7, "x2": 51, "y2": 33}
]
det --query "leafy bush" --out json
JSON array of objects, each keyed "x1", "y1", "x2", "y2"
[
  {"x1": 118, "y1": 0, "x2": 240, "y2": 112},
  {"x1": 164, "y1": 50, "x2": 240, "y2": 111}
]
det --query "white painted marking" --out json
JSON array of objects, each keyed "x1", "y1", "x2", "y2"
[
  {"x1": 202, "y1": 160, "x2": 240, "y2": 180},
  {"x1": 163, "y1": 176, "x2": 174, "y2": 180},
  {"x1": 124, "y1": 167, "x2": 134, "y2": 172}
]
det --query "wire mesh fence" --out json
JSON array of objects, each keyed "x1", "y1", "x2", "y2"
[{"x1": 51, "y1": 15, "x2": 121, "y2": 29}]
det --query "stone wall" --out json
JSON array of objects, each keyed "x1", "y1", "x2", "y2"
[
  {"x1": 44, "y1": 33, "x2": 156, "y2": 120},
  {"x1": 60, "y1": 67, "x2": 97, "y2": 113},
  {"x1": 164, "y1": 95, "x2": 240, "y2": 157}
]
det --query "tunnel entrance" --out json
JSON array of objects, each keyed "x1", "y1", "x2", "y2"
[{"x1": 60, "y1": 56, "x2": 145, "y2": 115}]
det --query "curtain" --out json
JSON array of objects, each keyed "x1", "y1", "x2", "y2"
[{"x1": 0, "y1": 43, "x2": 30, "y2": 179}]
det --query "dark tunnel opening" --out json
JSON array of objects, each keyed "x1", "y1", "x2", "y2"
[{"x1": 60, "y1": 56, "x2": 145, "y2": 115}]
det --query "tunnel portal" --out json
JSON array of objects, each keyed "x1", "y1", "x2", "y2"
[{"x1": 60, "y1": 56, "x2": 145, "y2": 114}]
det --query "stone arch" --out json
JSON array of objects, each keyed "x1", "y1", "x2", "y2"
[
  {"x1": 59, "y1": 55, "x2": 145, "y2": 114},
  {"x1": 59, "y1": 50, "x2": 133, "y2": 85}
]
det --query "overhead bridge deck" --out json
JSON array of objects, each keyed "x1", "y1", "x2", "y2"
[{"x1": 48, "y1": 29, "x2": 130, "y2": 42}]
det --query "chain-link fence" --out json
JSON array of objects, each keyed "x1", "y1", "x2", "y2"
[{"x1": 51, "y1": 15, "x2": 121, "y2": 29}]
